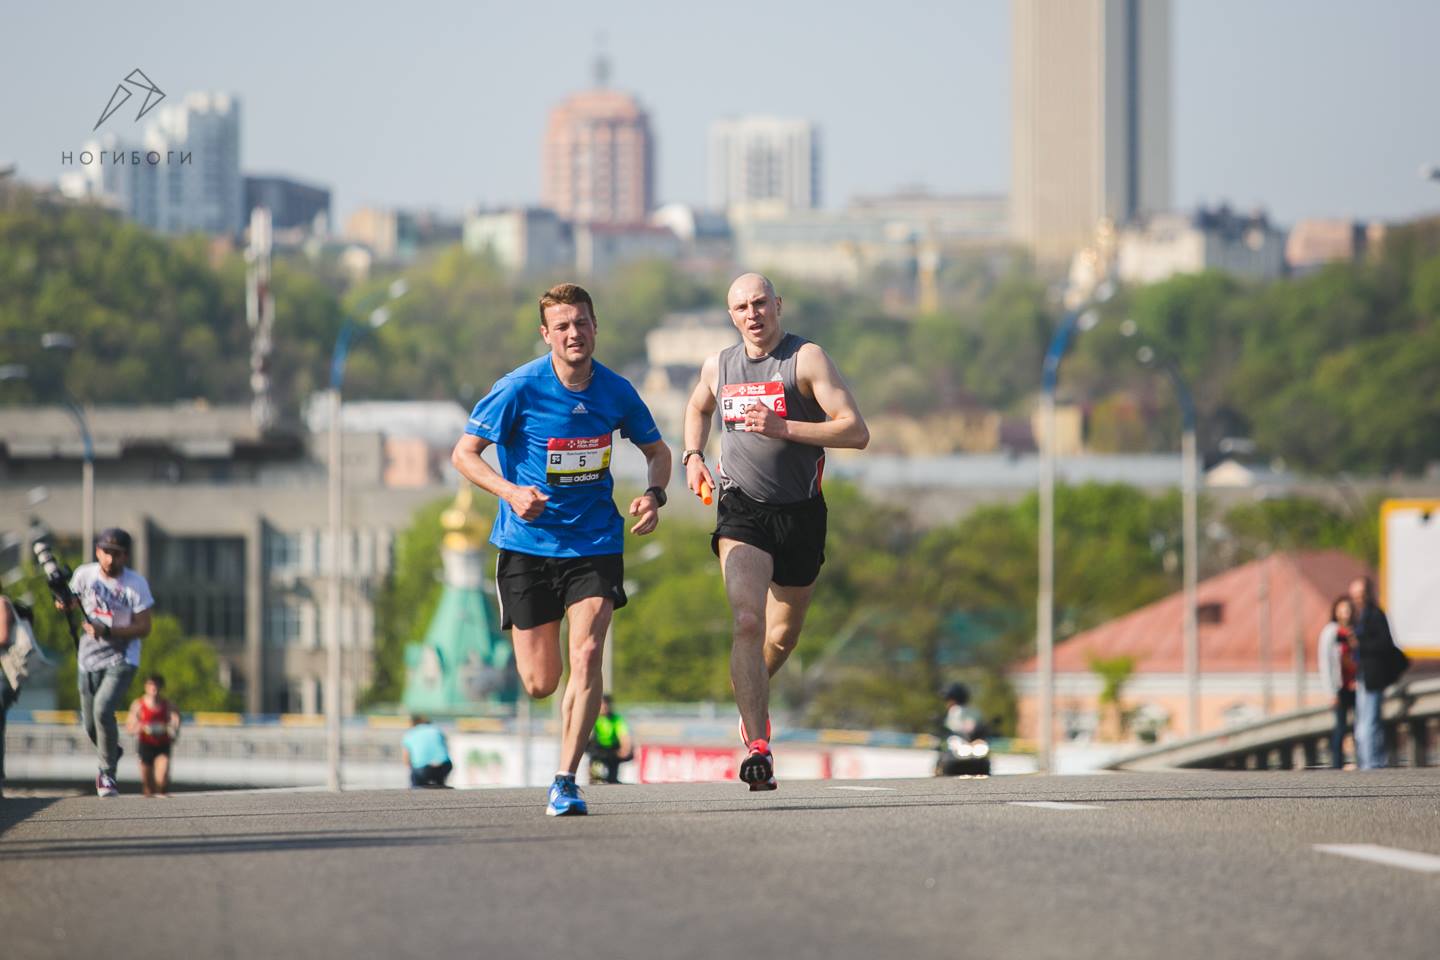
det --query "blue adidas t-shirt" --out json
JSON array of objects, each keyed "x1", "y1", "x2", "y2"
[{"x1": 465, "y1": 355, "x2": 662, "y2": 557}]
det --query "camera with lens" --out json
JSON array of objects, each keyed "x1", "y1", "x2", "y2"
[
  {"x1": 31, "y1": 531, "x2": 83, "y2": 647},
  {"x1": 32, "y1": 536, "x2": 76, "y2": 609}
]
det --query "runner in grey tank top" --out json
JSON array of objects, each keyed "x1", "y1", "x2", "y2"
[
  {"x1": 682, "y1": 273, "x2": 870, "y2": 794},
  {"x1": 715, "y1": 332, "x2": 828, "y2": 504}
]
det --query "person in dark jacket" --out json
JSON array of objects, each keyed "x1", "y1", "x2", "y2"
[{"x1": 1349, "y1": 577, "x2": 1395, "y2": 769}]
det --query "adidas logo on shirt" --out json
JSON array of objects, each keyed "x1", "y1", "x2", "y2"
[{"x1": 572, "y1": 402, "x2": 587, "y2": 415}]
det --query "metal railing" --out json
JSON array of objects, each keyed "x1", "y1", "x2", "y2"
[{"x1": 1107, "y1": 677, "x2": 1440, "y2": 771}]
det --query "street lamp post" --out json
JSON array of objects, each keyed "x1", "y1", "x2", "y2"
[
  {"x1": 40, "y1": 334, "x2": 95, "y2": 555},
  {"x1": 324, "y1": 280, "x2": 407, "y2": 792},
  {"x1": 1036, "y1": 283, "x2": 1109, "y2": 774},
  {"x1": 1151, "y1": 353, "x2": 1199, "y2": 737},
  {"x1": 1124, "y1": 327, "x2": 1201, "y2": 737}
]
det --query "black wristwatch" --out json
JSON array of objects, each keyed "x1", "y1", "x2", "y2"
[{"x1": 644, "y1": 485, "x2": 668, "y2": 507}]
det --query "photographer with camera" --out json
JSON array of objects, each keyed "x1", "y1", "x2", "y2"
[{"x1": 58, "y1": 528, "x2": 154, "y2": 798}]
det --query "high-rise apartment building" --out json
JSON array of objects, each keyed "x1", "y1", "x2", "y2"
[
  {"x1": 708, "y1": 116, "x2": 821, "y2": 212},
  {"x1": 541, "y1": 62, "x2": 654, "y2": 224},
  {"x1": 68, "y1": 93, "x2": 244, "y2": 236},
  {"x1": 1011, "y1": 0, "x2": 1171, "y2": 261}
]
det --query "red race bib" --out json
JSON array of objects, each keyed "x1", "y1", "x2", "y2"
[
  {"x1": 721, "y1": 381, "x2": 787, "y2": 429},
  {"x1": 545, "y1": 435, "x2": 612, "y2": 486}
]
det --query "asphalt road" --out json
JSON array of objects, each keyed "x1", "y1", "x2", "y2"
[{"x1": 3, "y1": 770, "x2": 1439, "y2": 960}]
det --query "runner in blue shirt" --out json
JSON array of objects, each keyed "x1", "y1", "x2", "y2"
[{"x1": 452, "y1": 282, "x2": 671, "y2": 816}]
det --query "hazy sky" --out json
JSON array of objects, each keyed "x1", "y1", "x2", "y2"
[{"x1": 5, "y1": 0, "x2": 1438, "y2": 225}]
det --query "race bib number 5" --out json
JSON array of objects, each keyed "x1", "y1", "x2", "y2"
[
  {"x1": 721, "y1": 381, "x2": 787, "y2": 429},
  {"x1": 546, "y1": 435, "x2": 612, "y2": 486}
]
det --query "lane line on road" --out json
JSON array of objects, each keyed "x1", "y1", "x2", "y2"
[
  {"x1": 827, "y1": 786, "x2": 897, "y2": 792},
  {"x1": 1007, "y1": 801, "x2": 1103, "y2": 810},
  {"x1": 1313, "y1": 844, "x2": 1440, "y2": 874}
]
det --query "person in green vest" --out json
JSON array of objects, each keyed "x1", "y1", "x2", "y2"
[{"x1": 586, "y1": 694, "x2": 634, "y2": 784}]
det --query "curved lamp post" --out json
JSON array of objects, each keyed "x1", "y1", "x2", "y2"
[
  {"x1": 1036, "y1": 280, "x2": 1113, "y2": 774},
  {"x1": 1122, "y1": 322, "x2": 1200, "y2": 737}
]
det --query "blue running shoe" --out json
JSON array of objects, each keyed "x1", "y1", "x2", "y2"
[{"x1": 546, "y1": 775, "x2": 588, "y2": 817}]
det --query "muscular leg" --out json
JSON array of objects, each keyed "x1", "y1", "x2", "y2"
[
  {"x1": 511, "y1": 620, "x2": 565, "y2": 699},
  {"x1": 719, "y1": 540, "x2": 775, "y2": 747},
  {"x1": 763, "y1": 582, "x2": 816, "y2": 677},
  {"x1": 556, "y1": 597, "x2": 612, "y2": 775},
  {"x1": 154, "y1": 753, "x2": 171, "y2": 794}
]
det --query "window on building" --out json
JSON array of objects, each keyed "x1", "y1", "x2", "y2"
[
  {"x1": 266, "y1": 602, "x2": 303, "y2": 649},
  {"x1": 265, "y1": 530, "x2": 301, "y2": 573}
]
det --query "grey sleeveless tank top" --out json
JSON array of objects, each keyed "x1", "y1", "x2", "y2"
[{"x1": 715, "y1": 333, "x2": 828, "y2": 504}]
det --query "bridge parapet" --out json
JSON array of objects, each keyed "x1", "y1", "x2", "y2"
[{"x1": 1107, "y1": 676, "x2": 1440, "y2": 771}]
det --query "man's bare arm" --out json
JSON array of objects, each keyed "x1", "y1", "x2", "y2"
[
  {"x1": 742, "y1": 343, "x2": 869, "y2": 449},
  {"x1": 451, "y1": 434, "x2": 549, "y2": 521},
  {"x1": 627, "y1": 438, "x2": 673, "y2": 535},
  {"x1": 682, "y1": 354, "x2": 720, "y2": 495}
]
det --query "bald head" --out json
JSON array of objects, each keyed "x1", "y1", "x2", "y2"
[{"x1": 728, "y1": 272, "x2": 776, "y2": 305}]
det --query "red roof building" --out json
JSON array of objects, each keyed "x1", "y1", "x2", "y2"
[{"x1": 1009, "y1": 550, "x2": 1370, "y2": 743}]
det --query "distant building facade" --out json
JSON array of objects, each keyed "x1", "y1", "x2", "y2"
[
  {"x1": 0, "y1": 403, "x2": 454, "y2": 716},
  {"x1": 1012, "y1": 0, "x2": 1171, "y2": 261},
  {"x1": 573, "y1": 222, "x2": 680, "y2": 276},
  {"x1": 542, "y1": 64, "x2": 654, "y2": 225},
  {"x1": 1116, "y1": 206, "x2": 1286, "y2": 285},
  {"x1": 1009, "y1": 551, "x2": 1367, "y2": 743},
  {"x1": 462, "y1": 208, "x2": 573, "y2": 275},
  {"x1": 244, "y1": 175, "x2": 331, "y2": 234},
  {"x1": 708, "y1": 116, "x2": 820, "y2": 212},
  {"x1": 1286, "y1": 219, "x2": 1387, "y2": 274}
]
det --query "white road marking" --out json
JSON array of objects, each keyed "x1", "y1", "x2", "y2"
[
  {"x1": 827, "y1": 786, "x2": 896, "y2": 792},
  {"x1": 1008, "y1": 801, "x2": 1103, "y2": 810},
  {"x1": 1313, "y1": 844, "x2": 1440, "y2": 874}
]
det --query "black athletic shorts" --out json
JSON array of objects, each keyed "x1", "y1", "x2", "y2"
[
  {"x1": 138, "y1": 741, "x2": 171, "y2": 764},
  {"x1": 711, "y1": 487, "x2": 827, "y2": 587},
  {"x1": 495, "y1": 550, "x2": 627, "y2": 631}
]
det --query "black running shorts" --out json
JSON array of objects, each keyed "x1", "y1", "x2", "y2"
[
  {"x1": 138, "y1": 741, "x2": 171, "y2": 764},
  {"x1": 495, "y1": 550, "x2": 627, "y2": 631},
  {"x1": 711, "y1": 487, "x2": 827, "y2": 587}
]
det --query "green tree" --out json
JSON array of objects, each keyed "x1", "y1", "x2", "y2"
[
  {"x1": 135, "y1": 615, "x2": 240, "y2": 712},
  {"x1": 364, "y1": 496, "x2": 460, "y2": 707}
]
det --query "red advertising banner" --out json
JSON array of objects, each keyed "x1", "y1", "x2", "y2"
[{"x1": 638, "y1": 745, "x2": 741, "y2": 783}]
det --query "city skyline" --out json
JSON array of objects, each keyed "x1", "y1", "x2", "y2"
[{"x1": 4, "y1": 0, "x2": 1439, "y2": 227}]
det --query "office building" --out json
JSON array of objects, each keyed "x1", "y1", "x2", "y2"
[
  {"x1": 244, "y1": 175, "x2": 331, "y2": 235},
  {"x1": 709, "y1": 116, "x2": 821, "y2": 212},
  {"x1": 1012, "y1": 0, "x2": 1172, "y2": 261}
]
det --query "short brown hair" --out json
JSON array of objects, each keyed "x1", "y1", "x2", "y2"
[{"x1": 538, "y1": 283, "x2": 596, "y2": 327}]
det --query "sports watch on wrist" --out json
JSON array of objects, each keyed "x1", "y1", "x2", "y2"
[
  {"x1": 645, "y1": 485, "x2": 668, "y2": 507},
  {"x1": 681, "y1": 449, "x2": 704, "y2": 465}
]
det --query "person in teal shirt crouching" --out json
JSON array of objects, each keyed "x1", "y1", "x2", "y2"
[{"x1": 403, "y1": 716, "x2": 452, "y2": 788}]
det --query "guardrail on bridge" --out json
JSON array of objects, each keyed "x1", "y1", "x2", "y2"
[{"x1": 1106, "y1": 676, "x2": 1440, "y2": 771}]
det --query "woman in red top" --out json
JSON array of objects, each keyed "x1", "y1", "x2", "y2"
[{"x1": 125, "y1": 673, "x2": 181, "y2": 796}]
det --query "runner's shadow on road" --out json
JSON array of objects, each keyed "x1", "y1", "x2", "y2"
[
  {"x1": 0, "y1": 798, "x2": 60, "y2": 837},
  {"x1": 0, "y1": 826, "x2": 571, "y2": 861}
]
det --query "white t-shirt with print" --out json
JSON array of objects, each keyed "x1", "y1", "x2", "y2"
[{"x1": 69, "y1": 562, "x2": 154, "y2": 672}]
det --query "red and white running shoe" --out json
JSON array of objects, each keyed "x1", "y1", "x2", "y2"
[{"x1": 739, "y1": 739, "x2": 777, "y2": 792}]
